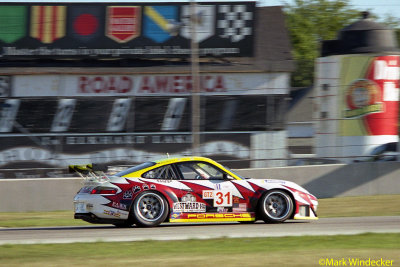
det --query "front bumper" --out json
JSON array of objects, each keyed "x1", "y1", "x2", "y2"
[{"x1": 293, "y1": 204, "x2": 318, "y2": 220}]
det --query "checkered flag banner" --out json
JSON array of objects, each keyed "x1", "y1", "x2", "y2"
[{"x1": 217, "y1": 5, "x2": 253, "y2": 42}]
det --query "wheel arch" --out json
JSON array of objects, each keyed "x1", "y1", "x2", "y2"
[
  {"x1": 256, "y1": 188, "x2": 296, "y2": 220},
  {"x1": 128, "y1": 189, "x2": 171, "y2": 223}
]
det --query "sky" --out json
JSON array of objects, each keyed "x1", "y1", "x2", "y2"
[{"x1": 261, "y1": 0, "x2": 400, "y2": 20}]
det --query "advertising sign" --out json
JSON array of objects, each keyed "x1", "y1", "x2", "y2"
[
  {"x1": 0, "y1": 2, "x2": 255, "y2": 59},
  {"x1": 11, "y1": 73, "x2": 288, "y2": 97},
  {"x1": 339, "y1": 55, "x2": 400, "y2": 136}
]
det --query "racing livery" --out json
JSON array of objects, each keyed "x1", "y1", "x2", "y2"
[{"x1": 73, "y1": 157, "x2": 318, "y2": 227}]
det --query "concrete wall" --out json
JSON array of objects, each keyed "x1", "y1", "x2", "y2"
[
  {"x1": 235, "y1": 162, "x2": 400, "y2": 198},
  {"x1": 1, "y1": 162, "x2": 400, "y2": 212}
]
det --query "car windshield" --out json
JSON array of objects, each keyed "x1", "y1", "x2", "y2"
[{"x1": 115, "y1": 162, "x2": 156, "y2": 177}]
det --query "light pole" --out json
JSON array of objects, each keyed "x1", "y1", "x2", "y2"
[{"x1": 190, "y1": 0, "x2": 201, "y2": 156}]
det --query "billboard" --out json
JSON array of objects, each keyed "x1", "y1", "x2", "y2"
[
  {"x1": 9, "y1": 73, "x2": 288, "y2": 97},
  {"x1": 0, "y1": 2, "x2": 255, "y2": 59},
  {"x1": 339, "y1": 55, "x2": 400, "y2": 137}
]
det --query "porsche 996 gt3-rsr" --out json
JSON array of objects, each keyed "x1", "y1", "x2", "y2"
[{"x1": 73, "y1": 157, "x2": 318, "y2": 227}]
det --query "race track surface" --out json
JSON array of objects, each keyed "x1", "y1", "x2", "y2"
[{"x1": 0, "y1": 216, "x2": 399, "y2": 245}]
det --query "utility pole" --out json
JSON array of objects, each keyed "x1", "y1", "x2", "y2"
[{"x1": 190, "y1": 0, "x2": 200, "y2": 156}]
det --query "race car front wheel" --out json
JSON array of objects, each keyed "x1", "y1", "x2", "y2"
[
  {"x1": 132, "y1": 191, "x2": 169, "y2": 227},
  {"x1": 258, "y1": 190, "x2": 293, "y2": 223}
]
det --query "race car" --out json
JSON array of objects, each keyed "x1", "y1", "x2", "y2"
[{"x1": 72, "y1": 157, "x2": 318, "y2": 227}]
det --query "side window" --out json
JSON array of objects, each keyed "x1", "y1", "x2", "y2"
[
  {"x1": 198, "y1": 163, "x2": 224, "y2": 179},
  {"x1": 143, "y1": 165, "x2": 177, "y2": 180},
  {"x1": 176, "y1": 162, "x2": 231, "y2": 180},
  {"x1": 177, "y1": 163, "x2": 200, "y2": 180}
]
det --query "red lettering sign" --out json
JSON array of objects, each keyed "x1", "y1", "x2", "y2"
[
  {"x1": 138, "y1": 75, "x2": 226, "y2": 93},
  {"x1": 78, "y1": 76, "x2": 133, "y2": 94}
]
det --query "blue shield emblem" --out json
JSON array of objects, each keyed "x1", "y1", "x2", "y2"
[{"x1": 143, "y1": 6, "x2": 178, "y2": 43}]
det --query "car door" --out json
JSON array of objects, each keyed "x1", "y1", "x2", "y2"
[{"x1": 175, "y1": 161, "x2": 245, "y2": 213}]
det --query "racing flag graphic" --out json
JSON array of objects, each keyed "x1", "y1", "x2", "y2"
[
  {"x1": 30, "y1": 6, "x2": 66, "y2": 44},
  {"x1": 106, "y1": 6, "x2": 141, "y2": 43},
  {"x1": 144, "y1": 6, "x2": 178, "y2": 43},
  {"x1": 68, "y1": 6, "x2": 102, "y2": 43},
  {"x1": 0, "y1": 6, "x2": 26, "y2": 43},
  {"x1": 217, "y1": 5, "x2": 252, "y2": 42}
]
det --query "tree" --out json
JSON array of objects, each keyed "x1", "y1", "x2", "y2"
[
  {"x1": 381, "y1": 14, "x2": 400, "y2": 46},
  {"x1": 284, "y1": 0, "x2": 359, "y2": 87}
]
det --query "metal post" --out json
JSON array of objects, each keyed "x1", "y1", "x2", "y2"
[{"x1": 190, "y1": 0, "x2": 201, "y2": 156}]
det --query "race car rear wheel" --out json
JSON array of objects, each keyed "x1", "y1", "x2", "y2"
[
  {"x1": 258, "y1": 190, "x2": 293, "y2": 223},
  {"x1": 132, "y1": 191, "x2": 169, "y2": 227}
]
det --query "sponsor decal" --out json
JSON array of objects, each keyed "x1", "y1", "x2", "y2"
[
  {"x1": 202, "y1": 190, "x2": 214, "y2": 199},
  {"x1": 181, "y1": 192, "x2": 196, "y2": 202},
  {"x1": 0, "y1": 6, "x2": 26, "y2": 43},
  {"x1": 142, "y1": 184, "x2": 149, "y2": 190},
  {"x1": 106, "y1": 6, "x2": 141, "y2": 43},
  {"x1": 132, "y1": 186, "x2": 141, "y2": 194},
  {"x1": 264, "y1": 179, "x2": 286, "y2": 184},
  {"x1": 232, "y1": 203, "x2": 247, "y2": 212},
  {"x1": 340, "y1": 55, "x2": 400, "y2": 136},
  {"x1": 344, "y1": 79, "x2": 383, "y2": 118},
  {"x1": 187, "y1": 213, "x2": 251, "y2": 219},
  {"x1": 233, "y1": 196, "x2": 240, "y2": 204},
  {"x1": 143, "y1": 6, "x2": 178, "y2": 43},
  {"x1": 173, "y1": 202, "x2": 206, "y2": 213},
  {"x1": 157, "y1": 179, "x2": 172, "y2": 183},
  {"x1": 171, "y1": 212, "x2": 182, "y2": 219},
  {"x1": 69, "y1": 6, "x2": 102, "y2": 42},
  {"x1": 112, "y1": 201, "x2": 127, "y2": 210},
  {"x1": 175, "y1": 192, "x2": 206, "y2": 213},
  {"x1": 123, "y1": 190, "x2": 133, "y2": 199},
  {"x1": 30, "y1": 6, "x2": 66, "y2": 43},
  {"x1": 104, "y1": 209, "x2": 121, "y2": 217},
  {"x1": 217, "y1": 207, "x2": 227, "y2": 213},
  {"x1": 150, "y1": 184, "x2": 156, "y2": 189}
]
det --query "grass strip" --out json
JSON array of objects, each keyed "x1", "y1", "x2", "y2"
[{"x1": 0, "y1": 233, "x2": 399, "y2": 266}]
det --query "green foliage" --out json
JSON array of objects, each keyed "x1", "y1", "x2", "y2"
[
  {"x1": 284, "y1": 0, "x2": 360, "y2": 87},
  {"x1": 381, "y1": 14, "x2": 400, "y2": 46}
]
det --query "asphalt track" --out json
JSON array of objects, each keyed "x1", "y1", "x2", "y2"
[{"x1": 0, "y1": 216, "x2": 399, "y2": 245}]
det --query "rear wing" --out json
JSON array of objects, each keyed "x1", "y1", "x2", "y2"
[{"x1": 69, "y1": 163, "x2": 109, "y2": 182}]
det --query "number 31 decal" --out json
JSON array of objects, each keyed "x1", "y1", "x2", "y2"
[{"x1": 214, "y1": 191, "x2": 232, "y2": 207}]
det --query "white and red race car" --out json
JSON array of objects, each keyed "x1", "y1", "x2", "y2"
[{"x1": 73, "y1": 157, "x2": 318, "y2": 227}]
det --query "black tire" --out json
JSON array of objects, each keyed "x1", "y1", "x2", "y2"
[
  {"x1": 258, "y1": 190, "x2": 293, "y2": 223},
  {"x1": 132, "y1": 191, "x2": 169, "y2": 227}
]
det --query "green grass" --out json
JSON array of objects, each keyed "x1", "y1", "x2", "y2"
[
  {"x1": 0, "y1": 233, "x2": 399, "y2": 266},
  {"x1": 318, "y1": 194, "x2": 400, "y2": 217},
  {"x1": 0, "y1": 194, "x2": 399, "y2": 228}
]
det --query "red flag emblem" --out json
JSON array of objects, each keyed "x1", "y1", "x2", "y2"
[
  {"x1": 30, "y1": 6, "x2": 66, "y2": 44},
  {"x1": 106, "y1": 6, "x2": 141, "y2": 43}
]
